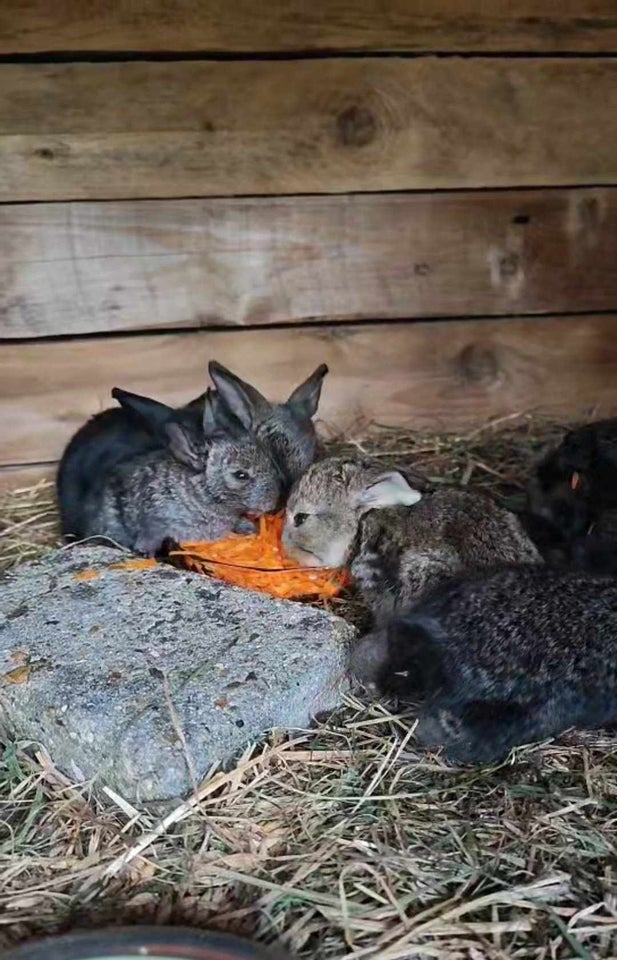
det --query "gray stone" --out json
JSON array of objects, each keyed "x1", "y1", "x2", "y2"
[{"x1": 0, "y1": 545, "x2": 353, "y2": 801}]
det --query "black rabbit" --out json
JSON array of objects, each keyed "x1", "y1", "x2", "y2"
[
  {"x1": 351, "y1": 564, "x2": 617, "y2": 764},
  {"x1": 526, "y1": 418, "x2": 617, "y2": 569}
]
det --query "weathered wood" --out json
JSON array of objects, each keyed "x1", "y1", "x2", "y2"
[
  {"x1": 0, "y1": 464, "x2": 54, "y2": 494},
  {"x1": 1, "y1": 1, "x2": 616, "y2": 54},
  {"x1": 2, "y1": 316, "x2": 617, "y2": 467},
  {"x1": 2, "y1": 58, "x2": 617, "y2": 201},
  {"x1": 2, "y1": 188, "x2": 617, "y2": 338}
]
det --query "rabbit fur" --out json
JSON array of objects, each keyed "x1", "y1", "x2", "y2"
[
  {"x1": 526, "y1": 418, "x2": 617, "y2": 569},
  {"x1": 61, "y1": 387, "x2": 281, "y2": 555},
  {"x1": 282, "y1": 456, "x2": 540, "y2": 621},
  {"x1": 350, "y1": 564, "x2": 617, "y2": 764},
  {"x1": 58, "y1": 360, "x2": 328, "y2": 541}
]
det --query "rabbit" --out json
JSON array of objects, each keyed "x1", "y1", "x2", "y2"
[
  {"x1": 206, "y1": 361, "x2": 329, "y2": 487},
  {"x1": 57, "y1": 401, "x2": 181, "y2": 540},
  {"x1": 282, "y1": 456, "x2": 541, "y2": 622},
  {"x1": 350, "y1": 563, "x2": 617, "y2": 764},
  {"x1": 65, "y1": 386, "x2": 282, "y2": 555},
  {"x1": 57, "y1": 360, "x2": 328, "y2": 540},
  {"x1": 526, "y1": 418, "x2": 617, "y2": 567}
]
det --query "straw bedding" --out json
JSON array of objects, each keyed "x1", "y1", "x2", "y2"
[{"x1": 2, "y1": 417, "x2": 617, "y2": 959}]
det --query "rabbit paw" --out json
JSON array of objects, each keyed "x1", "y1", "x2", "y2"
[
  {"x1": 350, "y1": 550, "x2": 384, "y2": 592},
  {"x1": 415, "y1": 705, "x2": 465, "y2": 753},
  {"x1": 416, "y1": 699, "x2": 533, "y2": 766}
]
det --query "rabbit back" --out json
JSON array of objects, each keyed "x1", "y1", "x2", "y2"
[
  {"x1": 57, "y1": 401, "x2": 204, "y2": 540},
  {"x1": 364, "y1": 564, "x2": 617, "y2": 762},
  {"x1": 351, "y1": 488, "x2": 541, "y2": 619},
  {"x1": 57, "y1": 407, "x2": 160, "y2": 539}
]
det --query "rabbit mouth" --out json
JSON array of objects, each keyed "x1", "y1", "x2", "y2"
[{"x1": 284, "y1": 543, "x2": 325, "y2": 568}]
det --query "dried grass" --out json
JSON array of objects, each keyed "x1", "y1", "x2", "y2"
[
  {"x1": 3, "y1": 417, "x2": 617, "y2": 958},
  {"x1": 0, "y1": 478, "x2": 59, "y2": 572}
]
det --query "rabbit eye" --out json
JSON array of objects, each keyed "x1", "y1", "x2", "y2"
[
  {"x1": 233, "y1": 470, "x2": 250, "y2": 481},
  {"x1": 294, "y1": 512, "x2": 309, "y2": 527}
]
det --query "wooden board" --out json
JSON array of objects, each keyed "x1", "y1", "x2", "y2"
[
  {"x1": 3, "y1": 315, "x2": 617, "y2": 468},
  {"x1": 2, "y1": 58, "x2": 617, "y2": 201},
  {"x1": 0, "y1": 463, "x2": 54, "y2": 494},
  {"x1": 3, "y1": 188, "x2": 617, "y2": 338},
  {"x1": 1, "y1": 1, "x2": 616, "y2": 54}
]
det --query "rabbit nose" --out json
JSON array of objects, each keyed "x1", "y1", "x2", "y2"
[{"x1": 293, "y1": 512, "x2": 309, "y2": 527}]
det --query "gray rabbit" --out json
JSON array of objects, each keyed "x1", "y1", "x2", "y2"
[
  {"x1": 58, "y1": 360, "x2": 328, "y2": 541},
  {"x1": 351, "y1": 564, "x2": 617, "y2": 764},
  {"x1": 75, "y1": 387, "x2": 282, "y2": 555},
  {"x1": 207, "y1": 361, "x2": 328, "y2": 487},
  {"x1": 282, "y1": 456, "x2": 540, "y2": 621}
]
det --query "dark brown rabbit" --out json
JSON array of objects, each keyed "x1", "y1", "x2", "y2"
[
  {"x1": 282, "y1": 456, "x2": 540, "y2": 621},
  {"x1": 351, "y1": 564, "x2": 617, "y2": 764}
]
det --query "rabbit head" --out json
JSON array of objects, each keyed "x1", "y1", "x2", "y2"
[
  {"x1": 526, "y1": 432, "x2": 595, "y2": 544},
  {"x1": 282, "y1": 456, "x2": 422, "y2": 568},
  {"x1": 207, "y1": 361, "x2": 328, "y2": 487},
  {"x1": 112, "y1": 386, "x2": 282, "y2": 517}
]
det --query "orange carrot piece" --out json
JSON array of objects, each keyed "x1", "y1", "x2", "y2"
[
  {"x1": 173, "y1": 513, "x2": 350, "y2": 600},
  {"x1": 96, "y1": 514, "x2": 349, "y2": 601},
  {"x1": 109, "y1": 558, "x2": 159, "y2": 572},
  {"x1": 73, "y1": 569, "x2": 100, "y2": 582}
]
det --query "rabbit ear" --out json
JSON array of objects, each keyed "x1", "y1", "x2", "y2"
[
  {"x1": 286, "y1": 363, "x2": 328, "y2": 419},
  {"x1": 164, "y1": 422, "x2": 202, "y2": 470},
  {"x1": 185, "y1": 390, "x2": 208, "y2": 410},
  {"x1": 163, "y1": 390, "x2": 228, "y2": 469},
  {"x1": 355, "y1": 471, "x2": 422, "y2": 513},
  {"x1": 208, "y1": 361, "x2": 271, "y2": 430},
  {"x1": 202, "y1": 388, "x2": 247, "y2": 440},
  {"x1": 111, "y1": 387, "x2": 173, "y2": 436}
]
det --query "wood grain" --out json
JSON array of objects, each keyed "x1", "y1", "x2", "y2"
[
  {"x1": 0, "y1": 464, "x2": 54, "y2": 494},
  {"x1": 1, "y1": 1, "x2": 616, "y2": 54},
  {"x1": 3, "y1": 188, "x2": 617, "y2": 338},
  {"x1": 3, "y1": 315, "x2": 617, "y2": 467},
  {"x1": 2, "y1": 58, "x2": 617, "y2": 201}
]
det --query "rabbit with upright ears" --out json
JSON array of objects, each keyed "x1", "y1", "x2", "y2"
[
  {"x1": 69, "y1": 386, "x2": 282, "y2": 556},
  {"x1": 526, "y1": 418, "x2": 617, "y2": 568},
  {"x1": 57, "y1": 360, "x2": 328, "y2": 540},
  {"x1": 351, "y1": 564, "x2": 617, "y2": 764},
  {"x1": 282, "y1": 456, "x2": 540, "y2": 622},
  {"x1": 206, "y1": 360, "x2": 328, "y2": 487}
]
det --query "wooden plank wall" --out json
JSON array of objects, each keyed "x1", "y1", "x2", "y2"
[{"x1": 1, "y1": 2, "x2": 617, "y2": 488}]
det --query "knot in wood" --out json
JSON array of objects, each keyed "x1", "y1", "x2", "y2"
[
  {"x1": 458, "y1": 344, "x2": 499, "y2": 386},
  {"x1": 499, "y1": 253, "x2": 520, "y2": 279},
  {"x1": 336, "y1": 106, "x2": 377, "y2": 147}
]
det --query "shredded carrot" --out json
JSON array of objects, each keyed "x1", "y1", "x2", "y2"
[
  {"x1": 74, "y1": 515, "x2": 349, "y2": 602},
  {"x1": 73, "y1": 569, "x2": 100, "y2": 582},
  {"x1": 109, "y1": 558, "x2": 159, "y2": 572},
  {"x1": 173, "y1": 513, "x2": 350, "y2": 601}
]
